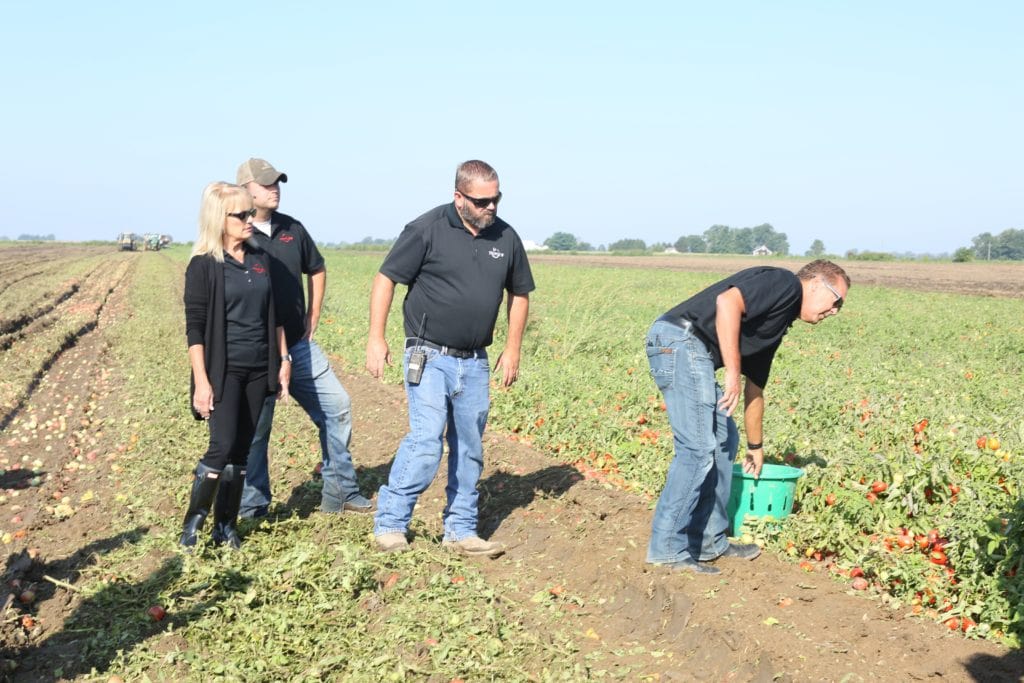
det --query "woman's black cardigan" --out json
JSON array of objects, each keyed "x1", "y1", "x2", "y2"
[{"x1": 183, "y1": 248, "x2": 281, "y2": 420}]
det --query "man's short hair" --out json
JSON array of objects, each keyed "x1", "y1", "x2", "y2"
[
  {"x1": 796, "y1": 260, "x2": 851, "y2": 288},
  {"x1": 455, "y1": 160, "x2": 498, "y2": 192}
]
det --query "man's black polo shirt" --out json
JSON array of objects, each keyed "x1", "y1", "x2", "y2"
[
  {"x1": 249, "y1": 211, "x2": 325, "y2": 348},
  {"x1": 380, "y1": 203, "x2": 535, "y2": 350},
  {"x1": 663, "y1": 267, "x2": 802, "y2": 387}
]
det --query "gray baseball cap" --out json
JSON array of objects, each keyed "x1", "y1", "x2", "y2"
[{"x1": 236, "y1": 158, "x2": 288, "y2": 186}]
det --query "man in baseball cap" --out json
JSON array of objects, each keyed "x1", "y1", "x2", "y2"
[
  {"x1": 236, "y1": 158, "x2": 288, "y2": 186},
  {"x1": 235, "y1": 158, "x2": 372, "y2": 520}
]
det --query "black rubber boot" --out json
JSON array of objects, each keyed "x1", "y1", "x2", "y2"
[
  {"x1": 211, "y1": 464, "x2": 246, "y2": 549},
  {"x1": 180, "y1": 463, "x2": 222, "y2": 548}
]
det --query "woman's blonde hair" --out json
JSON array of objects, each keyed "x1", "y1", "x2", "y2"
[{"x1": 191, "y1": 182, "x2": 253, "y2": 262}]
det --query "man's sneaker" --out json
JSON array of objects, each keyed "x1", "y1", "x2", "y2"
[
  {"x1": 666, "y1": 558, "x2": 722, "y2": 575},
  {"x1": 718, "y1": 543, "x2": 761, "y2": 560},
  {"x1": 442, "y1": 536, "x2": 505, "y2": 558},
  {"x1": 342, "y1": 498, "x2": 375, "y2": 514},
  {"x1": 376, "y1": 532, "x2": 409, "y2": 553}
]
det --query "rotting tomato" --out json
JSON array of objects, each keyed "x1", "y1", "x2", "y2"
[
  {"x1": 851, "y1": 577, "x2": 868, "y2": 591},
  {"x1": 147, "y1": 605, "x2": 166, "y2": 622}
]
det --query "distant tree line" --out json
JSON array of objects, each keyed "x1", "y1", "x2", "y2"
[
  {"x1": 674, "y1": 224, "x2": 789, "y2": 255},
  {"x1": 17, "y1": 234, "x2": 56, "y2": 241},
  {"x1": 957, "y1": 228, "x2": 1024, "y2": 261},
  {"x1": 321, "y1": 236, "x2": 396, "y2": 251}
]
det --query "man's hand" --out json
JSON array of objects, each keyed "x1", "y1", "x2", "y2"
[
  {"x1": 742, "y1": 447, "x2": 764, "y2": 478},
  {"x1": 193, "y1": 381, "x2": 214, "y2": 419},
  {"x1": 718, "y1": 370, "x2": 741, "y2": 416},
  {"x1": 366, "y1": 338, "x2": 391, "y2": 379},
  {"x1": 494, "y1": 348, "x2": 521, "y2": 387}
]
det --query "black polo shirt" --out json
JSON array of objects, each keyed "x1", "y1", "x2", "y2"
[
  {"x1": 663, "y1": 267, "x2": 802, "y2": 387},
  {"x1": 380, "y1": 203, "x2": 535, "y2": 350},
  {"x1": 249, "y1": 211, "x2": 325, "y2": 348},
  {"x1": 223, "y1": 249, "x2": 271, "y2": 368}
]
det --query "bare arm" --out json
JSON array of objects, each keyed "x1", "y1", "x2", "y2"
[
  {"x1": 276, "y1": 326, "x2": 291, "y2": 401},
  {"x1": 742, "y1": 378, "x2": 764, "y2": 477},
  {"x1": 495, "y1": 293, "x2": 529, "y2": 387},
  {"x1": 305, "y1": 268, "x2": 326, "y2": 341},
  {"x1": 365, "y1": 272, "x2": 397, "y2": 379},
  {"x1": 715, "y1": 287, "x2": 746, "y2": 416},
  {"x1": 189, "y1": 344, "x2": 213, "y2": 419}
]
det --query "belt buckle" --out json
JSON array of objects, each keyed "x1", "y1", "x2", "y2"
[{"x1": 440, "y1": 345, "x2": 450, "y2": 356}]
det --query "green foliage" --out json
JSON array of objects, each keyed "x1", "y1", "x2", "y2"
[
  {"x1": 676, "y1": 223, "x2": 789, "y2": 255},
  {"x1": 844, "y1": 249, "x2": 895, "y2": 261},
  {"x1": 953, "y1": 247, "x2": 974, "y2": 262},
  {"x1": 972, "y1": 229, "x2": 1024, "y2": 260},
  {"x1": 806, "y1": 239, "x2": 826, "y2": 257},
  {"x1": 543, "y1": 232, "x2": 580, "y2": 251},
  {"x1": 608, "y1": 238, "x2": 646, "y2": 251}
]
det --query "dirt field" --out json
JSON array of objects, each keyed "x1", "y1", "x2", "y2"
[{"x1": 2, "y1": 246, "x2": 1024, "y2": 681}]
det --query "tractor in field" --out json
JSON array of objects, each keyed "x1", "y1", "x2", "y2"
[
  {"x1": 117, "y1": 233, "x2": 138, "y2": 251},
  {"x1": 142, "y1": 233, "x2": 163, "y2": 251}
]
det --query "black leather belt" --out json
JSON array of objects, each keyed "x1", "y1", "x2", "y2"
[
  {"x1": 656, "y1": 314, "x2": 715, "y2": 351},
  {"x1": 406, "y1": 339, "x2": 483, "y2": 359}
]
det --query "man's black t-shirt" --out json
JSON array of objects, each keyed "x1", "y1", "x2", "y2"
[
  {"x1": 663, "y1": 267, "x2": 802, "y2": 387},
  {"x1": 380, "y1": 203, "x2": 535, "y2": 350},
  {"x1": 249, "y1": 211, "x2": 325, "y2": 348},
  {"x1": 223, "y1": 250, "x2": 271, "y2": 368}
]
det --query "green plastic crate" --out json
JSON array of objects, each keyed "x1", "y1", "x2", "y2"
[{"x1": 727, "y1": 462, "x2": 803, "y2": 534}]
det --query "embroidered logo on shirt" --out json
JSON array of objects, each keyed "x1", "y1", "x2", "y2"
[
  {"x1": 252, "y1": 263, "x2": 266, "y2": 274},
  {"x1": 279, "y1": 234, "x2": 295, "y2": 243},
  {"x1": 488, "y1": 247, "x2": 505, "y2": 259}
]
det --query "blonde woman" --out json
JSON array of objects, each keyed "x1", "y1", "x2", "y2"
[{"x1": 181, "y1": 182, "x2": 290, "y2": 548}]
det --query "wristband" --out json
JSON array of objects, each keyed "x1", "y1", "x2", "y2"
[{"x1": 746, "y1": 442, "x2": 763, "y2": 451}]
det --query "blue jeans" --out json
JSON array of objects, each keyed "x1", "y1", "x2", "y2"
[
  {"x1": 240, "y1": 338, "x2": 369, "y2": 517},
  {"x1": 374, "y1": 346, "x2": 490, "y2": 540},
  {"x1": 645, "y1": 320, "x2": 738, "y2": 565}
]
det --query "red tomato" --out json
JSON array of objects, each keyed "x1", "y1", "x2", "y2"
[
  {"x1": 866, "y1": 492, "x2": 878, "y2": 504},
  {"x1": 896, "y1": 534, "x2": 915, "y2": 550},
  {"x1": 147, "y1": 605, "x2": 166, "y2": 622},
  {"x1": 850, "y1": 567, "x2": 864, "y2": 578},
  {"x1": 825, "y1": 493, "x2": 837, "y2": 506},
  {"x1": 871, "y1": 481, "x2": 888, "y2": 494},
  {"x1": 945, "y1": 617, "x2": 961, "y2": 631},
  {"x1": 930, "y1": 550, "x2": 948, "y2": 566},
  {"x1": 976, "y1": 436, "x2": 988, "y2": 449},
  {"x1": 913, "y1": 419, "x2": 928, "y2": 433},
  {"x1": 961, "y1": 617, "x2": 977, "y2": 632}
]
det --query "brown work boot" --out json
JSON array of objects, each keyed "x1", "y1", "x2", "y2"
[
  {"x1": 442, "y1": 536, "x2": 505, "y2": 558},
  {"x1": 376, "y1": 532, "x2": 409, "y2": 553}
]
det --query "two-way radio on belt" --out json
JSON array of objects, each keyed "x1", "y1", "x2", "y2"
[{"x1": 406, "y1": 313, "x2": 427, "y2": 385}]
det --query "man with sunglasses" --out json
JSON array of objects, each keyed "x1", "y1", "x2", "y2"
[
  {"x1": 235, "y1": 158, "x2": 372, "y2": 519},
  {"x1": 366, "y1": 160, "x2": 535, "y2": 556},
  {"x1": 645, "y1": 259, "x2": 849, "y2": 574}
]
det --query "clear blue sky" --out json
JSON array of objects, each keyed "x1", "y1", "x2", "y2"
[{"x1": 3, "y1": 2, "x2": 1020, "y2": 255}]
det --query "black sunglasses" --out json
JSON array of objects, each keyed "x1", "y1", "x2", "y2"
[
  {"x1": 821, "y1": 278, "x2": 844, "y2": 311},
  {"x1": 458, "y1": 191, "x2": 502, "y2": 209},
  {"x1": 226, "y1": 208, "x2": 257, "y2": 221}
]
